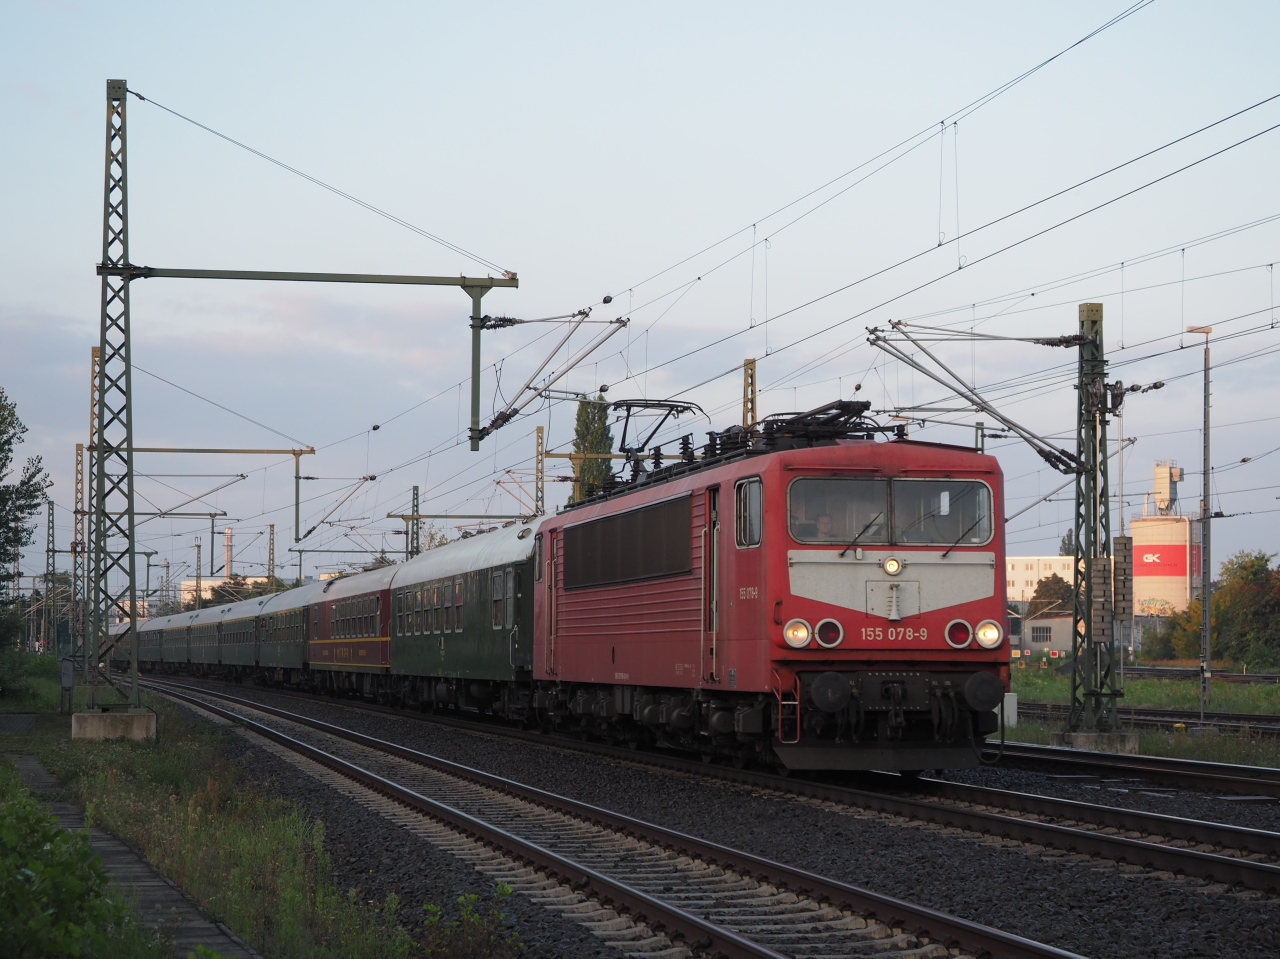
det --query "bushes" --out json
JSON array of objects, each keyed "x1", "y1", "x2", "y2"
[
  {"x1": 0, "y1": 762, "x2": 167, "y2": 959},
  {"x1": 419, "y1": 886, "x2": 522, "y2": 959},
  {"x1": 0, "y1": 648, "x2": 60, "y2": 706}
]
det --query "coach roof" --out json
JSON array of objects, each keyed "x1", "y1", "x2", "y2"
[{"x1": 391, "y1": 518, "x2": 544, "y2": 589}]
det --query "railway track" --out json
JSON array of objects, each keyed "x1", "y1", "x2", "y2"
[
  {"x1": 1018, "y1": 701, "x2": 1280, "y2": 735},
  {"x1": 146, "y1": 679, "x2": 1082, "y2": 959},
  {"x1": 996, "y1": 741, "x2": 1280, "y2": 800},
  {"x1": 147, "y1": 678, "x2": 1280, "y2": 897},
  {"x1": 1115, "y1": 666, "x2": 1280, "y2": 685}
]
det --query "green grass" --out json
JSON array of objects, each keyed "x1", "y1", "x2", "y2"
[
  {"x1": 3, "y1": 700, "x2": 521, "y2": 959},
  {"x1": 7, "y1": 702, "x2": 416, "y2": 959},
  {"x1": 1008, "y1": 719, "x2": 1280, "y2": 768},
  {"x1": 1011, "y1": 667, "x2": 1280, "y2": 714}
]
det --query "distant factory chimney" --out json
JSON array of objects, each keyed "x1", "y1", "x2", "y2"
[
  {"x1": 224, "y1": 527, "x2": 233, "y2": 577},
  {"x1": 1145, "y1": 461, "x2": 1183, "y2": 516}
]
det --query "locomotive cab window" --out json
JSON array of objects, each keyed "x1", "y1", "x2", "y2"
[
  {"x1": 735, "y1": 477, "x2": 762, "y2": 548},
  {"x1": 893, "y1": 480, "x2": 992, "y2": 546},
  {"x1": 789, "y1": 479, "x2": 889, "y2": 544}
]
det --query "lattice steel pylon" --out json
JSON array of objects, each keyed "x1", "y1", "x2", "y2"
[
  {"x1": 72, "y1": 443, "x2": 85, "y2": 666},
  {"x1": 43, "y1": 499, "x2": 57, "y2": 653},
  {"x1": 90, "y1": 79, "x2": 141, "y2": 705},
  {"x1": 1068, "y1": 303, "x2": 1121, "y2": 731},
  {"x1": 410, "y1": 486, "x2": 421, "y2": 557}
]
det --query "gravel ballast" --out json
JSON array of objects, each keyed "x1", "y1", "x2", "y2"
[
  {"x1": 188, "y1": 683, "x2": 1278, "y2": 959},
  {"x1": 215, "y1": 723, "x2": 611, "y2": 959}
]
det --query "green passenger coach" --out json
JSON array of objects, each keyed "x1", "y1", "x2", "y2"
[{"x1": 388, "y1": 521, "x2": 537, "y2": 708}]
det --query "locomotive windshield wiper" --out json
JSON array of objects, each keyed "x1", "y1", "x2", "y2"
[
  {"x1": 941, "y1": 516, "x2": 985, "y2": 558},
  {"x1": 839, "y1": 513, "x2": 883, "y2": 557}
]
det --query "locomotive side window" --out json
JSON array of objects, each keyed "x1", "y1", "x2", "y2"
[
  {"x1": 534, "y1": 534, "x2": 543, "y2": 581},
  {"x1": 789, "y1": 479, "x2": 889, "y2": 544},
  {"x1": 735, "y1": 477, "x2": 762, "y2": 548},
  {"x1": 562, "y1": 494, "x2": 692, "y2": 589},
  {"x1": 893, "y1": 480, "x2": 991, "y2": 546}
]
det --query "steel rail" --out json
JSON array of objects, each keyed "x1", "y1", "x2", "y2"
[
  {"x1": 1105, "y1": 665, "x2": 1280, "y2": 685},
  {"x1": 145, "y1": 677, "x2": 1280, "y2": 879},
  {"x1": 907, "y1": 777, "x2": 1280, "y2": 859},
  {"x1": 997, "y1": 741, "x2": 1280, "y2": 799},
  {"x1": 146, "y1": 680, "x2": 1083, "y2": 959},
  {"x1": 152, "y1": 684, "x2": 786, "y2": 959},
  {"x1": 1019, "y1": 700, "x2": 1280, "y2": 734}
]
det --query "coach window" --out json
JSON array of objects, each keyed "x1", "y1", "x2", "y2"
[
  {"x1": 491, "y1": 571, "x2": 504, "y2": 629},
  {"x1": 413, "y1": 588, "x2": 423, "y2": 635},
  {"x1": 735, "y1": 477, "x2": 762, "y2": 548},
  {"x1": 443, "y1": 583, "x2": 454, "y2": 632},
  {"x1": 504, "y1": 568, "x2": 515, "y2": 629},
  {"x1": 431, "y1": 585, "x2": 441, "y2": 633},
  {"x1": 454, "y1": 579, "x2": 464, "y2": 631}
]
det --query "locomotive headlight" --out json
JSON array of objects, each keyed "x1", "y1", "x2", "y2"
[
  {"x1": 882, "y1": 557, "x2": 903, "y2": 575},
  {"x1": 782, "y1": 619, "x2": 812, "y2": 648},
  {"x1": 975, "y1": 620, "x2": 1004, "y2": 648}
]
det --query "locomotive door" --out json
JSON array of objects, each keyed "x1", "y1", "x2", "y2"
[
  {"x1": 721, "y1": 476, "x2": 764, "y2": 691},
  {"x1": 702, "y1": 487, "x2": 720, "y2": 682}
]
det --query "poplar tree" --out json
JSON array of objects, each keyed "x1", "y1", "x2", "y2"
[
  {"x1": 571, "y1": 395, "x2": 613, "y2": 500},
  {"x1": 0, "y1": 388, "x2": 51, "y2": 647}
]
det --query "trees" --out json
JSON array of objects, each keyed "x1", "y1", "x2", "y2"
[
  {"x1": 571, "y1": 394, "x2": 614, "y2": 500},
  {"x1": 1145, "y1": 551, "x2": 1280, "y2": 669},
  {"x1": 1027, "y1": 572, "x2": 1073, "y2": 620},
  {"x1": 0, "y1": 389, "x2": 50, "y2": 649},
  {"x1": 1059, "y1": 529, "x2": 1075, "y2": 557}
]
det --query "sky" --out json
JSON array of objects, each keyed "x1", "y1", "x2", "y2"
[{"x1": 3, "y1": 0, "x2": 1279, "y2": 592}]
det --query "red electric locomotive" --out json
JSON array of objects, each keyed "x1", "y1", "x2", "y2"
[{"x1": 533, "y1": 400, "x2": 1009, "y2": 772}]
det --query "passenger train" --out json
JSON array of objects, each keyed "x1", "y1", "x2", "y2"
[{"x1": 138, "y1": 401, "x2": 1010, "y2": 772}]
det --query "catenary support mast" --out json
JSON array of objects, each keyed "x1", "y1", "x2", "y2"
[
  {"x1": 91, "y1": 80, "x2": 142, "y2": 705},
  {"x1": 1068, "y1": 303, "x2": 1121, "y2": 731}
]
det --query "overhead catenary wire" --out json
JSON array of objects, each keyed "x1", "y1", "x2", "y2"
[
  {"x1": 603, "y1": 0, "x2": 1155, "y2": 303},
  {"x1": 94, "y1": 7, "x2": 1280, "y2": 576},
  {"x1": 625, "y1": 100, "x2": 1280, "y2": 393},
  {"x1": 128, "y1": 90, "x2": 511, "y2": 276}
]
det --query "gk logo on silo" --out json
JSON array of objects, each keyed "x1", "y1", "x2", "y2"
[{"x1": 1142, "y1": 553, "x2": 1161, "y2": 563}]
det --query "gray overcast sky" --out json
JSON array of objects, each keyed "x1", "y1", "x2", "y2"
[{"x1": 3, "y1": 0, "x2": 1279, "y2": 585}]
